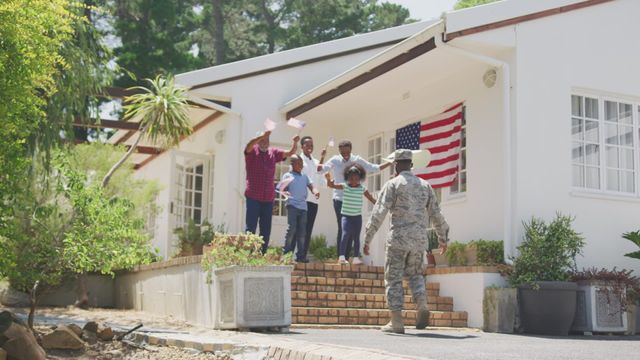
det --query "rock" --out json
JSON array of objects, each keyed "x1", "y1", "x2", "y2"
[
  {"x1": 41, "y1": 325, "x2": 85, "y2": 350},
  {"x1": 67, "y1": 323, "x2": 82, "y2": 337},
  {"x1": 0, "y1": 348, "x2": 6, "y2": 360},
  {"x1": 83, "y1": 321, "x2": 98, "y2": 333},
  {"x1": 97, "y1": 325, "x2": 114, "y2": 341},
  {"x1": 82, "y1": 329, "x2": 98, "y2": 345},
  {"x1": 0, "y1": 288, "x2": 30, "y2": 307},
  {"x1": 0, "y1": 311, "x2": 46, "y2": 360}
]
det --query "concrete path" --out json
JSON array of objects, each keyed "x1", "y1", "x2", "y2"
[{"x1": 273, "y1": 328, "x2": 640, "y2": 360}]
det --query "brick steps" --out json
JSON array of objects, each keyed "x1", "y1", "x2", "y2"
[
  {"x1": 291, "y1": 263, "x2": 468, "y2": 328},
  {"x1": 292, "y1": 307, "x2": 468, "y2": 327}
]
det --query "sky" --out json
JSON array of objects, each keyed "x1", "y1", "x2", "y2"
[{"x1": 388, "y1": 0, "x2": 459, "y2": 21}]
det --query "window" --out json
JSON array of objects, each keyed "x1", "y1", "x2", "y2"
[
  {"x1": 450, "y1": 106, "x2": 467, "y2": 194},
  {"x1": 183, "y1": 163, "x2": 204, "y2": 225},
  {"x1": 367, "y1": 135, "x2": 383, "y2": 210},
  {"x1": 572, "y1": 94, "x2": 638, "y2": 195},
  {"x1": 273, "y1": 161, "x2": 289, "y2": 217}
]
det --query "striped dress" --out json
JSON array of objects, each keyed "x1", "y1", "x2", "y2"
[{"x1": 341, "y1": 184, "x2": 366, "y2": 216}]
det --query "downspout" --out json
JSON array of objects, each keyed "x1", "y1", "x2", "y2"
[{"x1": 434, "y1": 35, "x2": 515, "y2": 265}]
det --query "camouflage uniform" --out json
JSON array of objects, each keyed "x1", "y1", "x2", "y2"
[{"x1": 364, "y1": 159, "x2": 449, "y2": 312}]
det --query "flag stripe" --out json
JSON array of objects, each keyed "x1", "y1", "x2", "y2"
[
  {"x1": 420, "y1": 112, "x2": 462, "y2": 132},
  {"x1": 420, "y1": 125, "x2": 462, "y2": 143},
  {"x1": 417, "y1": 166, "x2": 458, "y2": 180},
  {"x1": 428, "y1": 153, "x2": 460, "y2": 167},
  {"x1": 427, "y1": 139, "x2": 461, "y2": 154}
]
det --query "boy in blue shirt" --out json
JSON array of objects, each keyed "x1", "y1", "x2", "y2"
[{"x1": 281, "y1": 154, "x2": 319, "y2": 262}]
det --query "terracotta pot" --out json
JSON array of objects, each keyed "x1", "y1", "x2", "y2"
[{"x1": 426, "y1": 253, "x2": 436, "y2": 268}]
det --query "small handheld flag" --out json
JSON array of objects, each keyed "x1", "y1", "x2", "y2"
[
  {"x1": 264, "y1": 118, "x2": 277, "y2": 131},
  {"x1": 287, "y1": 118, "x2": 306, "y2": 130},
  {"x1": 328, "y1": 136, "x2": 335, "y2": 147}
]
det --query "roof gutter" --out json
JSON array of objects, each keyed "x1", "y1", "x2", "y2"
[{"x1": 434, "y1": 35, "x2": 515, "y2": 264}]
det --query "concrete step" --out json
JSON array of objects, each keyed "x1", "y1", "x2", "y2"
[{"x1": 292, "y1": 307, "x2": 468, "y2": 327}]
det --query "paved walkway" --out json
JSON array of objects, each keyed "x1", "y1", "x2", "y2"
[
  {"x1": 275, "y1": 328, "x2": 640, "y2": 360},
  {"x1": 5, "y1": 307, "x2": 640, "y2": 360}
]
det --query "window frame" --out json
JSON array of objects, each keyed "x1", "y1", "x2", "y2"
[
  {"x1": 272, "y1": 146, "x2": 291, "y2": 219},
  {"x1": 442, "y1": 105, "x2": 468, "y2": 202},
  {"x1": 571, "y1": 91, "x2": 640, "y2": 198}
]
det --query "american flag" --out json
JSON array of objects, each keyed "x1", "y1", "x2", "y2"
[{"x1": 395, "y1": 102, "x2": 464, "y2": 188}]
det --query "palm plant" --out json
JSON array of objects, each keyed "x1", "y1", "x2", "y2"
[
  {"x1": 102, "y1": 75, "x2": 192, "y2": 187},
  {"x1": 623, "y1": 231, "x2": 640, "y2": 260}
]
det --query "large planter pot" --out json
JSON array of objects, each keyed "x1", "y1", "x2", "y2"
[
  {"x1": 518, "y1": 281, "x2": 577, "y2": 336},
  {"x1": 214, "y1": 265, "x2": 293, "y2": 330},
  {"x1": 483, "y1": 288, "x2": 517, "y2": 333},
  {"x1": 571, "y1": 281, "x2": 628, "y2": 333}
]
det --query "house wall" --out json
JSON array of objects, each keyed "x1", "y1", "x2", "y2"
[
  {"x1": 512, "y1": 0, "x2": 640, "y2": 272},
  {"x1": 300, "y1": 53, "x2": 508, "y2": 264}
]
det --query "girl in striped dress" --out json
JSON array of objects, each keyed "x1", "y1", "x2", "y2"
[{"x1": 326, "y1": 164, "x2": 377, "y2": 265}]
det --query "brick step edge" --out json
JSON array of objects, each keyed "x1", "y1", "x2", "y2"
[
  {"x1": 292, "y1": 291, "x2": 452, "y2": 305},
  {"x1": 292, "y1": 308, "x2": 468, "y2": 327},
  {"x1": 292, "y1": 276, "x2": 440, "y2": 291},
  {"x1": 292, "y1": 284, "x2": 440, "y2": 297}
]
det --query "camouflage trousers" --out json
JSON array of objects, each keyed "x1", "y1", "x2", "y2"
[{"x1": 384, "y1": 247, "x2": 426, "y2": 311}]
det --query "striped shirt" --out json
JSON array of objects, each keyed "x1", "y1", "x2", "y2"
[{"x1": 341, "y1": 184, "x2": 366, "y2": 216}]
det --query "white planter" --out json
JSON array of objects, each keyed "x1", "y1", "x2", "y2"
[
  {"x1": 214, "y1": 265, "x2": 293, "y2": 330},
  {"x1": 572, "y1": 281, "x2": 628, "y2": 333}
]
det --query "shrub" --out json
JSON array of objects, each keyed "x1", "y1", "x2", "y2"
[
  {"x1": 509, "y1": 213, "x2": 584, "y2": 287},
  {"x1": 201, "y1": 233, "x2": 293, "y2": 276},
  {"x1": 309, "y1": 235, "x2": 337, "y2": 261},
  {"x1": 470, "y1": 239, "x2": 505, "y2": 265},
  {"x1": 622, "y1": 231, "x2": 640, "y2": 260},
  {"x1": 446, "y1": 242, "x2": 467, "y2": 266}
]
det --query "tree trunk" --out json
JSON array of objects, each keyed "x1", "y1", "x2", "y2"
[
  {"x1": 212, "y1": 0, "x2": 225, "y2": 65},
  {"x1": 28, "y1": 281, "x2": 39, "y2": 332},
  {"x1": 101, "y1": 123, "x2": 149, "y2": 188}
]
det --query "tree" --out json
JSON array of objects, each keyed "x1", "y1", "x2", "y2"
[
  {"x1": 0, "y1": 148, "x2": 158, "y2": 328},
  {"x1": 102, "y1": 75, "x2": 193, "y2": 187},
  {"x1": 454, "y1": 0, "x2": 499, "y2": 10},
  {"x1": 110, "y1": 0, "x2": 204, "y2": 87}
]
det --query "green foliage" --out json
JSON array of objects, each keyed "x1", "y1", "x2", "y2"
[
  {"x1": 309, "y1": 235, "x2": 338, "y2": 261},
  {"x1": 509, "y1": 213, "x2": 585, "y2": 287},
  {"x1": 173, "y1": 219, "x2": 222, "y2": 257},
  {"x1": 470, "y1": 239, "x2": 504, "y2": 266},
  {"x1": 201, "y1": 233, "x2": 293, "y2": 272},
  {"x1": 570, "y1": 267, "x2": 640, "y2": 311},
  {"x1": 57, "y1": 154, "x2": 157, "y2": 275},
  {"x1": 427, "y1": 229, "x2": 439, "y2": 254},
  {"x1": 454, "y1": 0, "x2": 500, "y2": 10},
  {"x1": 446, "y1": 242, "x2": 467, "y2": 266},
  {"x1": 622, "y1": 231, "x2": 640, "y2": 260}
]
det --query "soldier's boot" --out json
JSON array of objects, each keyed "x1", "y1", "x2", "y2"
[
  {"x1": 381, "y1": 311, "x2": 404, "y2": 334},
  {"x1": 415, "y1": 294, "x2": 430, "y2": 330}
]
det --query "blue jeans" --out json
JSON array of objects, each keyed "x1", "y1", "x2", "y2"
[
  {"x1": 283, "y1": 206, "x2": 307, "y2": 261},
  {"x1": 245, "y1": 197, "x2": 274, "y2": 253},
  {"x1": 302, "y1": 202, "x2": 318, "y2": 261},
  {"x1": 333, "y1": 200, "x2": 353, "y2": 258},
  {"x1": 340, "y1": 215, "x2": 362, "y2": 258}
]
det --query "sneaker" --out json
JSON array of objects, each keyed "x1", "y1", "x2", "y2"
[
  {"x1": 351, "y1": 257, "x2": 363, "y2": 265},
  {"x1": 338, "y1": 256, "x2": 348, "y2": 264}
]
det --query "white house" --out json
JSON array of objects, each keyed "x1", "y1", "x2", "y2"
[{"x1": 113, "y1": 0, "x2": 640, "y2": 274}]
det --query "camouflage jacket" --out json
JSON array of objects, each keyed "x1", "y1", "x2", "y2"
[{"x1": 364, "y1": 170, "x2": 449, "y2": 251}]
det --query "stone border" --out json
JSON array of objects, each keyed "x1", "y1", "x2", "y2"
[
  {"x1": 213, "y1": 265, "x2": 294, "y2": 275},
  {"x1": 426, "y1": 266, "x2": 501, "y2": 275}
]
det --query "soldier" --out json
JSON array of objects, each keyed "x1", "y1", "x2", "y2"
[{"x1": 364, "y1": 149, "x2": 449, "y2": 334}]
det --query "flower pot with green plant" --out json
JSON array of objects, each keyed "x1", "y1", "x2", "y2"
[
  {"x1": 469, "y1": 240, "x2": 505, "y2": 266},
  {"x1": 509, "y1": 213, "x2": 584, "y2": 336},
  {"x1": 173, "y1": 219, "x2": 215, "y2": 257},
  {"x1": 201, "y1": 232, "x2": 293, "y2": 330},
  {"x1": 570, "y1": 267, "x2": 640, "y2": 333},
  {"x1": 426, "y1": 229, "x2": 439, "y2": 267},
  {"x1": 308, "y1": 235, "x2": 337, "y2": 263}
]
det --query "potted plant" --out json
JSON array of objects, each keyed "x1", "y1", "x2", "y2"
[
  {"x1": 426, "y1": 229, "x2": 439, "y2": 267},
  {"x1": 570, "y1": 267, "x2": 640, "y2": 334},
  {"x1": 622, "y1": 230, "x2": 640, "y2": 334},
  {"x1": 509, "y1": 213, "x2": 585, "y2": 336},
  {"x1": 469, "y1": 240, "x2": 505, "y2": 266},
  {"x1": 201, "y1": 232, "x2": 293, "y2": 330},
  {"x1": 445, "y1": 242, "x2": 467, "y2": 266}
]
